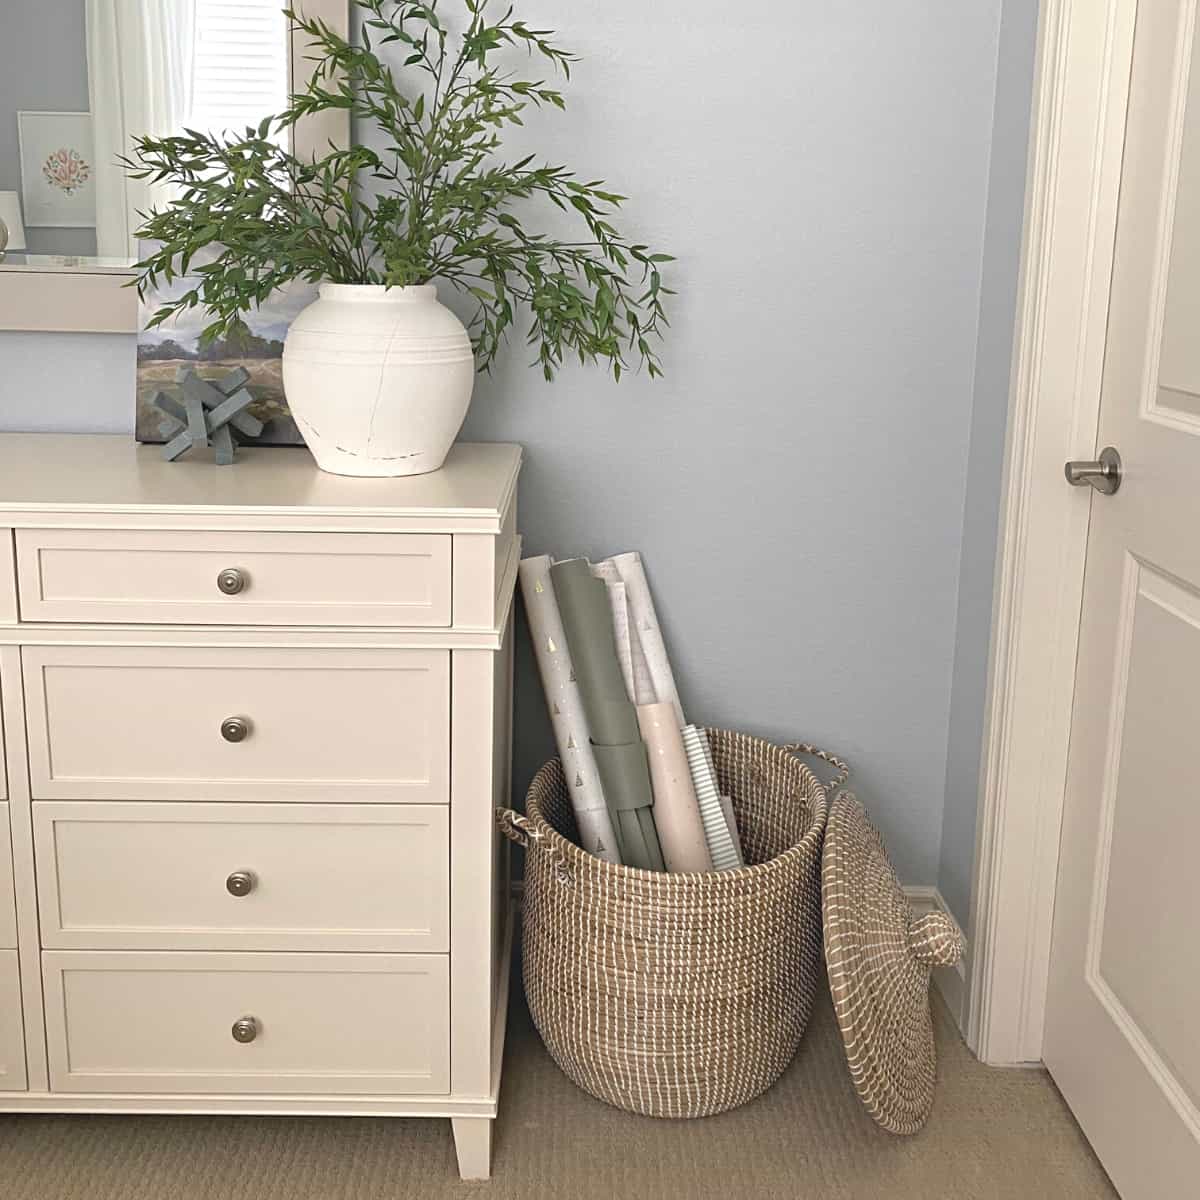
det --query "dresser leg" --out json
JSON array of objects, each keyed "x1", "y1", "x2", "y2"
[{"x1": 451, "y1": 1117, "x2": 493, "y2": 1180}]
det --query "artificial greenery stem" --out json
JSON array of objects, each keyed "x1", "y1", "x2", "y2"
[{"x1": 128, "y1": 0, "x2": 672, "y2": 380}]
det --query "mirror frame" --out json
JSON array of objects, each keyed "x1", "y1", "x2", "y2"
[{"x1": 0, "y1": 0, "x2": 351, "y2": 335}]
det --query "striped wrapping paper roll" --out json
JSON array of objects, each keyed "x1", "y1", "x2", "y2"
[
  {"x1": 718, "y1": 796, "x2": 745, "y2": 868},
  {"x1": 703, "y1": 736, "x2": 745, "y2": 866},
  {"x1": 682, "y1": 725, "x2": 742, "y2": 871}
]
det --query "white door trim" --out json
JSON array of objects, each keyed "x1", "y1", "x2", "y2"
[{"x1": 967, "y1": 0, "x2": 1139, "y2": 1066}]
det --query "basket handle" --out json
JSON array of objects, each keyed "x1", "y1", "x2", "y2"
[
  {"x1": 782, "y1": 742, "x2": 851, "y2": 791},
  {"x1": 496, "y1": 807, "x2": 575, "y2": 885},
  {"x1": 496, "y1": 808, "x2": 536, "y2": 848}
]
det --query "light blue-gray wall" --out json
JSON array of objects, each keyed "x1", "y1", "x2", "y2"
[
  {"x1": 939, "y1": 0, "x2": 1040, "y2": 926},
  {"x1": 0, "y1": 2, "x2": 1037, "y2": 894},
  {"x1": 0, "y1": 1, "x2": 97, "y2": 256}
]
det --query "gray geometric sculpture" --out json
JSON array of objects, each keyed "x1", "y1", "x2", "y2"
[{"x1": 153, "y1": 367, "x2": 263, "y2": 465}]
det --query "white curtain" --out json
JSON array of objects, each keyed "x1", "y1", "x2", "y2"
[{"x1": 86, "y1": 0, "x2": 197, "y2": 259}]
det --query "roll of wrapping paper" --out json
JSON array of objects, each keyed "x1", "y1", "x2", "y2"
[
  {"x1": 591, "y1": 561, "x2": 656, "y2": 705},
  {"x1": 636, "y1": 701, "x2": 712, "y2": 872},
  {"x1": 519, "y1": 556, "x2": 621, "y2": 863},
  {"x1": 600, "y1": 552, "x2": 686, "y2": 727},
  {"x1": 597, "y1": 554, "x2": 724, "y2": 868},
  {"x1": 682, "y1": 725, "x2": 742, "y2": 870},
  {"x1": 701, "y1": 734, "x2": 745, "y2": 867},
  {"x1": 718, "y1": 795, "x2": 745, "y2": 867},
  {"x1": 551, "y1": 557, "x2": 665, "y2": 871}
]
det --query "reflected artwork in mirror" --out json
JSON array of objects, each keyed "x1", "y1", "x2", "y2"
[{"x1": 0, "y1": 0, "x2": 292, "y2": 267}]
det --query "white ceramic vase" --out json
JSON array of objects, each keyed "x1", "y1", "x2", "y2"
[{"x1": 281, "y1": 283, "x2": 475, "y2": 477}]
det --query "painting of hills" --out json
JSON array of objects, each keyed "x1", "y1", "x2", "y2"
[{"x1": 136, "y1": 278, "x2": 317, "y2": 446}]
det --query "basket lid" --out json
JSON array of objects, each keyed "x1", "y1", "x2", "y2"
[{"x1": 821, "y1": 791, "x2": 964, "y2": 1135}]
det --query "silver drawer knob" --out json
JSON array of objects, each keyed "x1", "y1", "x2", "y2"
[
  {"x1": 217, "y1": 567, "x2": 248, "y2": 596},
  {"x1": 220, "y1": 716, "x2": 251, "y2": 743},
  {"x1": 226, "y1": 870, "x2": 257, "y2": 898},
  {"x1": 231, "y1": 1017, "x2": 259, "y2": 1044}
]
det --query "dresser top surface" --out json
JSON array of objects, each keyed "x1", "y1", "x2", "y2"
[{"x1": 0, "y1": 435, "x2": 521, "y2": 519}]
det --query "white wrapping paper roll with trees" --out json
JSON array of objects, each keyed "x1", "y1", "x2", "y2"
[
  {"x1": 518, "y1": 556, "x2": 621, "y2": 863},
  {"x1": 590, "y1": 562, "x2": 656, "y2": 705},
  {"x1": 596, "y1": 552, "x2": 685, "y2": 726}
]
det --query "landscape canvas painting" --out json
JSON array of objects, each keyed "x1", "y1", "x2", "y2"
[{"x1": 136, "y1": 278, "x2": 317, "y2": 445}]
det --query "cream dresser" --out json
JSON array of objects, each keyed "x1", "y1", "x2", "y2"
[{"x1": 0, "y1": 434, "x2": 521, "y2": 1181}]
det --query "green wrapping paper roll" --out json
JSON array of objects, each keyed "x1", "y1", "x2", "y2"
[{"x1": 550, "y1": 558, "x2": 665, "y2": 871}]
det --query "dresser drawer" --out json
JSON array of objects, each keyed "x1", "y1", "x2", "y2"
[
  {"x1": 23, "y1": 646, "x2": 449, "y2": 803},
  {"x1": 34, "y1": 802, "x2": 449, "y2": 952},
  {"x1": 0, "y1": 951, "x2": 25, "y2": 1091},
  {"x1": 43, "y1": 951, "x2": 449, "y2": 1095},
  {"x1": 15, "y1": 529, "x2": 452, "y2": 627},
  {"x1": 0, "y1": 804, "x2": 15, "y2": 948}
]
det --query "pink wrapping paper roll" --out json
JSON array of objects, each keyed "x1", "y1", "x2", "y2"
[{"x1": 636, "y1": 701, "x2": 712, "y2": 872}]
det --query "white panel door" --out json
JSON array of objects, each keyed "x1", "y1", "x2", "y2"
[{"x1": 1045, "y1": 4, "x2": 1200, "y2": 1196}]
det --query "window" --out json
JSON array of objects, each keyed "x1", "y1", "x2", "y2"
[{"x1": 188, "y1": 0, "x2": 290, "y2": 146}]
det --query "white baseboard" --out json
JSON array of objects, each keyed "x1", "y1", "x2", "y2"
[{"x1": 903, "y1": 885, "x2": 969, "y2": 1036}]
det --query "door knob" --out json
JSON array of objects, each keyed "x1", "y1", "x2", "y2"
[{"x1": 1064, "y1": 446, "x2": 1122, "y2": 495}]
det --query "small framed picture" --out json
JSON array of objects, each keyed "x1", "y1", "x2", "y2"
[{"x1": 18, "y1": 111, "x2": 96, "y2": 228}]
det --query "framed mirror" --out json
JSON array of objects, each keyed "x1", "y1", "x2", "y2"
[{"x1": 0, "y1": 0, "x2": 348, "y2": 333}]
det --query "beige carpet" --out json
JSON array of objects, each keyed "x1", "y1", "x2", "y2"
[{"x1": 0, "y1": 976, "x2": 1116, "y2": 1200}]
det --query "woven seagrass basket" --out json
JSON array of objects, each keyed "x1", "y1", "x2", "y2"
[{"x1": 498, "y1": 729, "x2": 841, "y2": 1119}]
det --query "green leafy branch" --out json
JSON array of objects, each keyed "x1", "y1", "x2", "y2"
[{"x1": 128, "y1": 0, "x2": 672, "y2": 379}]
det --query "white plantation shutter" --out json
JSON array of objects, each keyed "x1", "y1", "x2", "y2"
[{"x1": 188, "y1": 0, "x2": 290, "y2": 145}]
